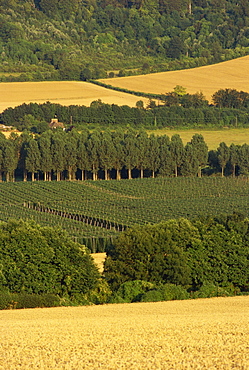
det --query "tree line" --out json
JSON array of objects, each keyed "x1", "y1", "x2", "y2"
[
  {"x1": 104, "y1": 212, "x2": 249, "y2": 301},
  {"x1": 2, "y1": 88, "x2": 249, "y2": 132},
  {"x1": 1, "y1": 212, "x2": 249, "y2": 309},
  {"x1": 0, "y1": 128, "x2": 248, "y2": 182}
]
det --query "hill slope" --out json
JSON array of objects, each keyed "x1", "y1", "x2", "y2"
[
  {"x1": 1, "y1": 1, "x2": 249, "y2": 81},
  {"x1": 1, "y1": 296, "x2": 248, "y2": 369},
  {"x1": 101, "y1": 55, "x2": 249, "y2": 103},
  {"x1": 2, "y1": 55, "x2": 249, "y2": 112},
  {"x1": 0, "y1": 81, "x2": 148, "y2": 112}
]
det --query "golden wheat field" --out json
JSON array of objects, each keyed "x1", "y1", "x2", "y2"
[
  {"x1": 1, "y1": 296, "x2": 248, "y2": 369},
  {"x1": 101, "y1": 55, "x2": 249, "y2": 103},
  {"x1": 0, "y1": 81, "x2": 148, "y2": 113}
]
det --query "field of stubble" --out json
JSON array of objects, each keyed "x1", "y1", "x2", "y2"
[{"x1": 1, "y1": 296, "x2": 248, "y2": 369}]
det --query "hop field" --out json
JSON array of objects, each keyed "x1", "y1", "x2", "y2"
[
  {"x1": 1, "y1": 177, "x2": 249, "y2": 247},
  {"x1": 1, "y1": 296, "x2": 248, "y2": 369}
]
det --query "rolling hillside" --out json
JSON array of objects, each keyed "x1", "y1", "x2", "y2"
[
  {"x1": 0, "y1": 81, "x2": 148, "y2": 113},
  {"x1": 1, "y1": 56, "x2": 249, "y2": 114},
  {"x1": 100, "y1": 55, "x2": 249, "y2": 103},
  {"x1": 1, "y1": 296, "x2": 248, "y2": 369}
]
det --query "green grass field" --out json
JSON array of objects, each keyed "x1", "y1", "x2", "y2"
[
  {"x1": 147, "y1": 128, "x2": 249, "y2": 150},
  {"x1": 1, "y1": 177, "x2": 249, "y2": 250}
]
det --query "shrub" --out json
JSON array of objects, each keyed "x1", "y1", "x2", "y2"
[
  {"x1": 110, "y1": 280, "x2": 155, "y2": 303},
  {"x1": 0, "y1": 292, "x2": 60, "y2": 309},
  {"x1": 192, "y1": 284, "x2": 232, "y2": 299},
  {"x1": 140, "y1": 284, "x2": 189, "y2": 303}
]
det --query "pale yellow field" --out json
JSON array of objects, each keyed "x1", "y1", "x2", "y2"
[
  {"x1": 91, "y1": 252, "x2": 106, "y2": 273},
  {"x1": 101, "y1": 55, "x2": 249, "y2": 103},
  {"x1": 0, "y1": 296, "x2": 248, "y2": 369},
  {"x1": 0, "y1": 81, "x2": 148, "y2": 113},
  {"x1": 147, "y1": 128, "x2": 249, "y2": 150}
]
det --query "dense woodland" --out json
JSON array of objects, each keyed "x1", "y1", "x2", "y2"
[
  {"x1": 1, "y1": 0, "x2": 249, "y2": 80},
  {"x1": 0, "y1": 127, "x2": 248, "y2": 181},
  {"x1": 1, "y1": 213, "x2": 249, "y2": 308}
]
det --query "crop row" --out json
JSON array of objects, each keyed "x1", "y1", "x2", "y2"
[{"x1": 0, "y1": 177, "x2": 249, "y2": 250}]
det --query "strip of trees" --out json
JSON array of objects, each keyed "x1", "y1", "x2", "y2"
[
  {"x1": 2, "y1": 88, "x2": 249, "y2": 132},
  {"x1": 0, "y1": 128, "x2": 248, "y2": 182}
]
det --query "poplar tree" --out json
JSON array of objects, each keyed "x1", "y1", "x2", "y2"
[
  {"x1": 99, "y1": 131, "x2": 116, "y2": 180},
  {"x1": 170, "y1": 134, "x2": 184, "y2": 177},
  {"x1": 123, "y1": 129, "x2": 138, "y2": 180},
  {"x1": 87, "y1": 131, "x2": 101, "y2": 181},
  {"x1": 51, "y1": 130, "x2": 66, "y2": 181},
  {"x1": 25, "y1": 139, "x2": 41, "y2": 182},
  {"x1": 146, "y1": 134, "x2": 160, "y2": 178},
  {"x1": 77, "y1": 131, "x2": 90, "y2": 181},
  {"x1": 112, "y1": 130, "x2": 125, "y2": 180},
  {"x1": 217, "y1": 142, "x2": 230, "y2": 177},
  {"x1": 181, "y1": 142, "x2": 199, "y2": 177},
  {"x1": 64, "y1": 132, "x2": 78, "y2": 181},
  {"x1": 190, "y1": 134, "x2": 208, "y2": 177},
  {"x1": 38, "y1": 131, "x2": 53, "y2": 181},
  {"x1": 1, "y1": 140, "x2": 18, "y2": 182}
]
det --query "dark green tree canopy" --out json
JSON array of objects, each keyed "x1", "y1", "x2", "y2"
[{"x1": 0, "y1": 219, "x2": 100, "y2": 298}]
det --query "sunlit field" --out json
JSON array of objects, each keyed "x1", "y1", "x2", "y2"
[
  {"x1": 101, "y1": 55, "x2": 249, "y2": 103},
  {"x1": 147, "y1": 127, "x2": 249, "y2": 150},
  {"x1": 0, "y1": 81, "x2": 148, "y2": 113},
  {"x1": 1, "y1": 296, "x2": 248, "y2": 369}
]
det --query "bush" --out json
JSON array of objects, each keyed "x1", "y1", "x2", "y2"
[
  {"x1": 140, "y1": 284, "x2": 189, "y2": 303},
  {"x1": 192, "y1": 284, "x2": 232, "y2": 299},
  {"x1": 140, "y1": 290, "x2": 164, "y2": 302},
  {"x1": 0, "y1": 292, "x2": 60, "y2": 310},
  {"x1": 110, "y1": 280, "x2": 155, "y2": 303}
]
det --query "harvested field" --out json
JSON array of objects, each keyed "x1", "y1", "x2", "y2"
[
  {"x1": 101, "y1": 55, "x2": 249, "y2": 103},
  {"x1": 0, "y1": 81, "x2": 148, "y2": 113},
  {"x1": 147, "y1": 127, "x2": 249, "y2": 150},
  {"x1": 0, "y1": 296, "x2": 248, "y2": 369}
]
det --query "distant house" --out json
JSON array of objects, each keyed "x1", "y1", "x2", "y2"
[{"x1": 49, "y1": 118, "x2": 65, "y2": 129}]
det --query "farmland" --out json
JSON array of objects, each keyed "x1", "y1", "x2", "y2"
[
  {"x1": 101, "y1": 55, "x2": 249, "y2": 103},
  {"x1": 1, "y1": 296, "x2": 248, "y2": 369},
  {"x1": 1, "y1": 177, "x2": 249, "y2": 248},
  {"x1": 1, "y1": 56, "x2": 249, "y2": 114},
  {"x1": 147, "y1": 127, "x2": 249, "y2": 150},
  {"x1": 0, "y1": 81, "x2": 148, "y2": 113}
]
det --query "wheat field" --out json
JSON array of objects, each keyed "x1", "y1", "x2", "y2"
[
  {"x1": 0, "y1": 81, "x2": 148, "y2": 113},
  {"x1": 1, "y1": 56, "x2": 249, "y2": 113},
  {"x1": 101, "y1": 55, "x2": 249, "y2": 103},
  {"x1": 1, "y1": 296, "x2": 248, "y2": 369}
]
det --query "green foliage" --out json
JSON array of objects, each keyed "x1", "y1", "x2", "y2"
[
  {"x1": 0, "y1": 219, "x2": 100, "y2": 301},
  {"x1": 112, "y1": 280, "x2": 155, "y2": 303},
  {"x1": 0, "y1": 292, "x2": 60, "y2": 309},
  {"x1": 140, "y1": 284, "x2": 190, "y2": 302},
  {"x1": 104, "y1": 221, "x2": 192, "y2": 290},
  {"x1": 1, "y1": 1, "x2": 249, "y2": 80},
  {"x1": 104, "y1": 214, "x2": 249, "y2": 293},
  {"x1": 192, "y1": 284, "x2": 233, "y2": 299}
]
